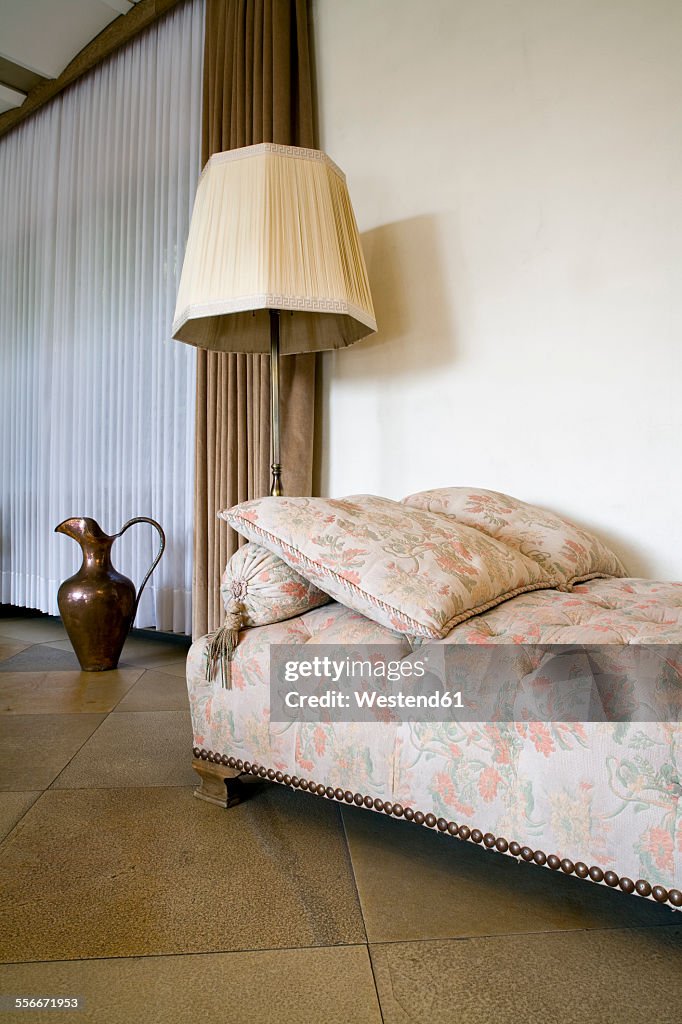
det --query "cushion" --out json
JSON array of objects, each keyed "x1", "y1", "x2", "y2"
[
  {"x1": 220, "y1": 494, "x2": 555, "y2": 639},
  {"x1": 221, "y1": 542, "x2": 329, "y2": 626},
  {"x1": 401, "y1": 487, "x2": 627, "y2": 590}
]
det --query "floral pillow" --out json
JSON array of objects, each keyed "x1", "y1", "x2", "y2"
[
  {"x1": 221, "y1": 542, "x2": 329, "y2": 626},
  {"x1": 220, "y1": 494, "x2": 555, "y2": 639},
  {"x1": 401, "y1": 487, "x2": 627, "y2": 590}
]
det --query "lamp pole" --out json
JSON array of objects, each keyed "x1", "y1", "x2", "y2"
[{"x1": 269, "y1": 309, "x2": 282, "y2": 497}]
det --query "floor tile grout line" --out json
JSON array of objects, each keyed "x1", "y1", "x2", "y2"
[
  {"x1": 1, "y1": 647, "x2": 188, "y2": 676},
  {"x1": 365, "y1": 944, "x2": 387, "y2": 1024},
  {"x1": 0, "y1": 622, "x2": 189, "y2": 654},
  {"x1": 0, "y1": 637, "x2": 121, "y2": 840},
  {"x1": 338, "y1": 804, "x2": 374, "y2": 949},
  {"x1": 0, "y1": 940, "x2": 374, "y2": 968},
  {"x1": 110, "y1": 706, "x2": 191, "y2": 714},
  {"x1": 0, "y1": 788, "x2": 51, "y2": 794},
  {"x1": 12, "y1": 783, "x2": 197, "y2": 795},
  {"x1": 1, "y1": 709, "x2": 189, "y2": 722},
  {"x1": 2, "y1": 924, "x2": 679, "y2": 970},
  {"x1": 0, "y1": 785, "x2": 199, "y2": 841},
  {"x1": 0, "y1": 795, "x2": 45, "y2": 854},
  {"x1": 41, "y1": 688, "x2": 193, "y2": 790},
  {"x1": 9, "y1": 650, "x2": 188, "y2": 671},
  {"x1": 0, "y1": 635, "x2": 60, "y2": 642},
  {"x1": 41, "y1": 676, "x2": 117, "y2": 791},
  {"x1": 43, "y1": 782, "x2": 197, "y2": 792},
  {"x1": 363, "y1": 920, "x2": 682, "y2": 948},
  {"x1": 0, "y1": 615, "x2": 190, "y2": 646},
  {"x1": 107, "y1": 667, "x2": 150, "y2": 714},
  {"x1": 0, "y1": 667, "x2": 148, "y2": 709}
]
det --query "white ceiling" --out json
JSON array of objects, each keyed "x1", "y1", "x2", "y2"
[{"x1": 0, "y1": 0, "x2": 142, "y2": 114}]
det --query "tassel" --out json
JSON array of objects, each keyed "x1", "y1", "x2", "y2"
[{"x1": 205, "y1": 601, "x2": 245, "y2": 688}]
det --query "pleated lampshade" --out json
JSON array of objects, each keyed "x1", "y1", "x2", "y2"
[{"x1": 172, "y1": 143, "x2": 377, "y2": 354}]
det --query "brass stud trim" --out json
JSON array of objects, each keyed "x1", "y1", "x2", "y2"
[{"x1": 193, "y1": 748, "x2": 681, "y2": 909}]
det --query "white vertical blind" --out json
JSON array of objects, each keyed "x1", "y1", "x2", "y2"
[{"x1": 0, "y1": 0, "x2": 204, "y2": 633}]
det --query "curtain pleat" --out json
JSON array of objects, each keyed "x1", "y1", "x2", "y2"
[
  {"x1": 0, "y1": 0, "x2": 205, "y2": 634},
  {"x1": 193, "y1": 0, "x2": 317, "y2": 637}
]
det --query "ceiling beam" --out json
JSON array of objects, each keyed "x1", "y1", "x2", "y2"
[
  {"x1": 0, "y1": 83, "x2": 28, "y2": 116},
  {"x1": 0, "y1": 0, "x2": 188, "y2": 141},
  {"x1": 0, "y1": 56, "x2": 46, "y2": 96}
]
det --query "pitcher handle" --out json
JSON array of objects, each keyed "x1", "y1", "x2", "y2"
[{"x1": 117, "y1": 517, "x2": 166, "y2": 616}]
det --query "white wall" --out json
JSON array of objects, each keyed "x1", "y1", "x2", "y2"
[{"x1": 313, "y1": 0, "x2": 682, "y2": 579}]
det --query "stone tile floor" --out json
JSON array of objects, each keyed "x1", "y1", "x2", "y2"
[{"x1": 0, "y1": 614, "x2": 680, "y2": 1023}]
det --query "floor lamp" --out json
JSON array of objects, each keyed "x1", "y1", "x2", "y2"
[{"x1": 172, "y1": 143, "x2": 377, "y2": 497}]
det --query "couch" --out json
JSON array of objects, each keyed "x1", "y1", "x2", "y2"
[{"x1": 185, "y1": 488, "x2": 682, "y2": 910}]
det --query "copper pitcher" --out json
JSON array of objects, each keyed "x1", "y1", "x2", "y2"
[{"x1": 55, "y1": 517, "x2": 166, "y2": 672}]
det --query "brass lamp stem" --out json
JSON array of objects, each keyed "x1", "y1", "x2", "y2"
[{"x1": 269, "y1": 309, "x2": 283, "y2": 496}]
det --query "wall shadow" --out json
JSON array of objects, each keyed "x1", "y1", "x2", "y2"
[
  {"x1": 539, "y1": 502, "x2": 652, "y2": 580},
  {"x1": 313, "y1": 214, "x2": 460, "y2": 493},
  {"x1": 339, "y1": 213, "x2": 458, "y2": 379}
]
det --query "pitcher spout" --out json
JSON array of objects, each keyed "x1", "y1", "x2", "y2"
[{"x1": 55, "y1": 517, "x2": 110, "y2": 543}]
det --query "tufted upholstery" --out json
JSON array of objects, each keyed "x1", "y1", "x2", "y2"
[
  {"x1": 187, "y1": 577, "x2": 682, "y2": 900},
  {"x1": 443, "y1": 578, "x2": 682, "y2": 646}
]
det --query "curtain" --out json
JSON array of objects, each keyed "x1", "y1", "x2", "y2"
[
  {"x1": 194, "y1": 0, "x2": 317, "y2": 637},
  {"x1": 0, "y1": 0, "x2": 205, "y2": 634}
]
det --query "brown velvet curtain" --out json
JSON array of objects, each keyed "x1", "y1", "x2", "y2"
[{"x1": 194, "y1": 0, "x2": 317, "y2": 636}]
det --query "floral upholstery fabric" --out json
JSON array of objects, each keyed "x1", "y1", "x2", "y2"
[
  {"x1": 438, "y1": 578, "x2": 682, "y2": 645},
  {"x1": 220, "y1": 494, "x2": 553, "y2": 639},
  {"x1": 220, "y1": 542, "x2": 328, "y2": 627},
  {"x1": 402, "y1": 487, "x2": 627, "y2": 589},
  {"x1": 187, "y1": 578, "x2": 682, "y2": 894}
]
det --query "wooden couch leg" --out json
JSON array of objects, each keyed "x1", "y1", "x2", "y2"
[{"x1": 192, "y1": 758, "x2": 243, "y2": 808}]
